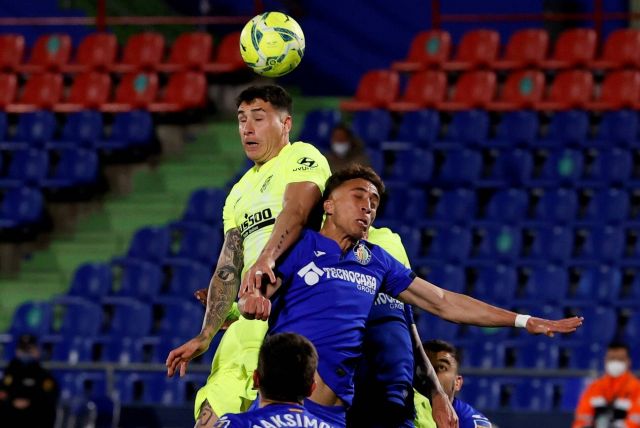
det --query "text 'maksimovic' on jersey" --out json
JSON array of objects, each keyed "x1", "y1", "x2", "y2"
[
  {"x1": 269, "y1": 229, "x2": 416, "y2": 406},
  {"x1": 214, "y1": 403, "x2": 334, "y2": 428},
  {"x1": 453, "y1": 398, "x2": 492, "y2": 428}
]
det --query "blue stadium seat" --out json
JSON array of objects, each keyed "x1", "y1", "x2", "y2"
[
  {"x1": 622, "y1": 311, "x2": 640, "y2": 343},
  {"x1": 517, "y1": 264, "x2": 568, "y2": 304},
  {"x1": 435, "y1": 149, "x2": 482, "y2": 185},
  {"x1": 485, "y1": 149, "x2": 533, "y2": 186},
  {"x1": 533, "y1": 188, "x2": 578, "y2": 224},
  {"x1": 393, "y1": 226, "x2": 421, "y2": 262},
  {"x1": 0, "y1": 186, "x2": 45, "y2": 230},
  {"x1": 381, "y1": 147, "x2": 433, "y2": 184},
  {"x1": 442, "y1": 110, "x2": 489, "y2": 146},
  {"x1": 582, "y1": 149, "x2": 632, "y2": 185},
  {"x1": 9, "y1": 301, "x2": 52, "y2": 337},
  {"x1": 568, "y1": 265, "x2": 622, "y2": 304},
  {"x1": 116, "y1": 226, "x2": 170, "y2": 265},
  {"x1": 0, "y1": 112, "x2": 7, "y2": 141},
  {"x1": 567, "y1": 306, "x2": 617, "y2": 345},
  {"x1": 111, "y1": 260, "x2": 163, "y2": 300},
  {"x1": 513, "y1": 338, "x2": 559, "y2": 369},
  {"x1": 152, "y1": 300, "x2": 203, "y2": 338},
  {"x1": 575, "y1": 226, "x2": 625, "y2": 262},
  {"x1": 488, "y1": 110, "x2": 539, "y2": 147},
  {"x1": 512, "y1": 378, "x2": 554, "y2": 411},
  {"x1": 165, "y1": 260, "x2": 211, "y2": 297},
  {"x1": 381, "y1": 185, "x2": 426, "y2": 222},
  {"x1": 626, "y1": 228, "x2": 640, "y2": 261},
  {"x1": 101, "y1": 336, "x2": 145, "y2": 364},
  {"x1": 539, "y1": 110, "x2": 589, "y2": 146},
  {"x1": 175, "y1": 187, "x2": 226, "y2": 228},
  {"x1": 0, "y1": 148, "x2": 49, "y2": 188},
  {"x1": 421, "y1": 264, "x2": 465, "y2": 294},
  {"x1": 41, "y1": 148, "x2": 99, "y2": 190},
  {"x1": 50, "y1": 110, "x2": 104, "y2": 149},
  {"x1": 418, "y1": 225, "x2": 472, "y2": 262},
  {"x1": 351, "y1": 109, "x2": 393, "y2": 147},
  {"x1": 591, "y1": 110, "x2": 638, "y2": 147},
  {"x1": 96, "y1": 110, "x2": 154, "y2": 153},
  {"x1": 367, "y1": 149, "x2": 383, "y2": 173},
  {"x1": 395, "y1": 110, "x2": 440, "y2": 147},
  {"x1": 297, "y1": 109, "x2": 341, "y2": 150},
  {"x1": 51, "y1": 297, "x2": 103, "y2": 337},
  {"x1": 535, "y1": 149, "x2": 584, "y2": 184},
  {"x1": 14, "y1": 111, "x2": 57, "y2": 147},
  {"x1": 562, "y1": 342, "x2": 606, "y2": 370},
  {"x1": 463, "y1": 340, "x2": 506, "y2": 368},
  {"x1": 103, "y1": 298, "x2": 152, "y2": 338},
  {"x1": 416, "y1": 311, "x2": 460, "y2": 342},
  {"x1": 431, "y1": 189, "x2": 477, "y2": 224},
  {"x1": 67, "y1": 262, "x2": 113, "y2": 300},
  {"x1": 484, "y1": 189, "x2": 529, "y2": 224},
  {"x1": 560, "y1": 377, "x2": 592, "y2": 411},
  {"x1": 50, "y1": 336, "x2": 95, "y2": 363},
  {"x1": 581, "y1": 188, "x2": 630, "y2": 224},
  {"x1": 472, "y1": 265, "x2": 517, "y2": 303},
  {"x1": 457, "y1": 376, "x2": 498, "y2": 411},
  {"x1": 472, "y1": 224, "x2": 522, "y2": 262},
  {"x1": 167, "y1": 223, "x2": 222, "y2": 266},
  {"x1": 525, "y1": 225, "x2": 574, "y2": 262}
]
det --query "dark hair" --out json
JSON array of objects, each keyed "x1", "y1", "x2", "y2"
[
  {"x1": 608, "y1": 341, "x2": 630, "y2": 354},
  {"x1": 257, "y1": 332, "x2": 318, "y2": 403},
  {"x1": 422, "y1": 339, "x2": 462, "y2": 368},
  {"x1": 323, "y1": 164, "x2": 385, "y2": 200},
  {"x1": 236, "y1": 85, "x2": 293, "y2": 114}
]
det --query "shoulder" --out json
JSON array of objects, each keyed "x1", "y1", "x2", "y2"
[
  {"x1": 454, "y1": 399, "x2": 491, "y2": 427},
  {"x1": 213, "y1": 413, "x2": 244, "y2": 428},
  {"x1": 290, "y1": 141, "x2": 326, "y2": 158}
]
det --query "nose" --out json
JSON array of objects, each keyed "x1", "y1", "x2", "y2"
[
  {"x1": 242, "y1": 120, "x2": 255, "y2": 135},
  {"x1": 361, "y1": 204, "x2": 372, "y2": 214}
]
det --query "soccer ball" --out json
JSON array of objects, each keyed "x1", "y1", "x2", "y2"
[{"x1": 239, "y1": 12, "x2": 305, "y2": 77}]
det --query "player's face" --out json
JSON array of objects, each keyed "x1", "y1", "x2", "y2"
[
  {"x1": 238, "y1": 99, "x2": 291, "y2": 165},
  {"x1": 429, "y1": 351, "x2": 463, "y2": 402},
  {"x1": 325, "y1": 178, "x2": 380, "y2": 240}
]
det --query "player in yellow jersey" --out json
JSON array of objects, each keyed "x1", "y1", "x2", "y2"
[{"x1": 165, "y1": 85, "x2": 331, "y2": 427}]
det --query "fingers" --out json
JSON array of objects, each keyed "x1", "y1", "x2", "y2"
[
  {"x1": 166, "y1": 350, "x2": 182, "y2": 377},
  {"x1": 179, "y1": 361, "x2": 188, "y2": 377}
]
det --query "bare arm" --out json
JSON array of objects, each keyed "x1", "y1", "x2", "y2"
[
  {"x1": 240, "y1": 181, "x2": 322, "y2": 294},
  {"x1": 399, "y1": 277, "x2": 583, "y2": 335}
]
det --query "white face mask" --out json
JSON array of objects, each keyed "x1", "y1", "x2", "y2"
[
  {"x1": 605, "y1": 360, "x2": 628, "y2": 378},
  {"x1": 331, "y1": 142, "x2": 350, "y2": 157}
]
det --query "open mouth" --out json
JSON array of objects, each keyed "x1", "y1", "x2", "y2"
[{"x1": 356, "y1": 219, "x2": 368, "y2": 228}]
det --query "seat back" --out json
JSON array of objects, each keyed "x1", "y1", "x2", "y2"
[
  {"x1": 546, "y1": 110, "x2": 589, "y2": 145},
  {"x1": 451, "y1": 70, "x2": 496, "y2": 107},
  {"x1": 495, "y1": 110, "x2": 539, "y2": 145},
  {"x1": 9, "y1": 301, "x2": 52, "y2": 336},
  {"x1": 167, "y1": 32, "x2": 213, "y2": 69},
  {"x1": 213, "y1": 31, "x2": 245, "y2": 70},
  {"x1": 595, "y1": 110, "x2": 638, "y2": 146},
  {"x1": 552, "y1": 28, "x2": 597, "y2": 66},
  {"x1": 27, "y1": 33, "x2": 72, "y2": 70},
  {"x1": 399, "y1": 70, "x2": 447, "y2": 107},
  {"x1": 500, "y1": 70, "x2": 545, "y2": 107},
  {"x1": 586, "y1": 149, "x2": 632, "y2": 184},
  {"x1": 74, "y1": 33, "x2": 118, "y2": 70},
  {"x1": 432, "y1": 189, "x2": 477, "y2": 223},
  {"x1": 181, "y1": 187, "x2": 226, "y2": 226},
  {"x1": 548, "y1": 70, "x2": 593, "y2": 108},
  {"x1": 473, "y1": 265, "x2": 517, "y2": 302},
  {"x1": 67, "y1": 72, "x2": 112, "y2": 107},
  {"x1": 172, "y1": 223, "x2": 222, "y2": 265},
  {"x1": 485, "y1": 189, "x2": 529, "y2": 223},
  {"x1": 423, "y1": 225, "x2": 472, "y2": 261},
  {"x1": 62, "y1": 110, "x2": 104, "y2": 144},
  {"x1": 405, "y1": 30, "x2": 452, "y2": 66},
  {"x1": 114, "y1": 72, "x2": 159, "y2": 107},
  {"x1": 526, "y1": 225, "x2": 574, "y2": 262},
  {"x1": 351, "y1": 109, "x2": 393, "y2": 146},
  {"x1": 436, "y1": 148, "x2": 482, "y2": 185},
  {"x1": 125, "y1": 226, "x2": 171, "y2": 264},
  {"x1": 0, "y1": 186, "x2": 44, "y2": 224},
  {"x1": 473, "y1": 225, "x2": 522, "y2": 262},
  {"x1": 15, "y1": 111, "x2": 57, "y2": 145},
  {"x1": 503, "y1": 28, "x2": 549, "y2": 65},
  {"x1": 0, "y1": 34, "x2": 25, "y2": 71},
  {"x1": 540, "y1": 149, "x2": 584, "y2": 183},
  {"x1": 601, "y1": 29, "x2": 640, "y2": 67},
  {"x1": 114, "y1": 261, "x2": 163, "y2": 300},
  {"x1": 455, "y1": 29, "x2": 500, "y2": 66},
  {"x1": 49, "y1": 148, "x2": 98, "y2": 184},
  {"x1": 520, "y1": 264, "x2": 568, "y2": 302},
  {"x1": 121, "y1": 32, "x2": 165, "y2": 69},
  {"x1": 166, "y1": 261, "x2": 211, "y2": 297},
  {"x1": 297, "y1": 109, "x2": 342, "y2": 150},
  {"x1": 20, "y1": 73, "x2": 63, "y2": 108},
  {"x1": 162, "y1": 72, "x2": 207, "y2": 109},
  {"x1": 68, "y1": 262, "x2": 113, "y2": 300},
  {"x1": 534, "y1": 188, "x2": 578, "y2": 224},
  {"x1": 598, "y1": 70, "x2": 640, "y2": 109},
  {"x1": 446, "y1": 109, "x2": 490, "y2": 145},
  {"x1": 105, "y1": 299, "x2": 152, "y2": 337},
  {"x1": 5, "y1": 148, "x2": 49, "y2": 184},
  {"x1": 0, "y1": 73, "x2": 17, "y2": 107},
  {"x1": 52, "y1": 297, "x2": 103, "y2": 336},
  {"x1": 396, "y1": 109, "x2": 440, "y2": 146},
  {"x1": 353, "y1": 69, "x2": 400, "y2": 107},
  {"x1": 110, "y1": 110, "x2": 154, "y2": 144}
]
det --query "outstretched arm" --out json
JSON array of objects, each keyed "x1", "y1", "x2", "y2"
[
  {"x1": 166, "y1": 228, "x2": 244, "y2": 377},
  {"x1": 399, "y1": 277, "x2": 583, "y2": 335}
]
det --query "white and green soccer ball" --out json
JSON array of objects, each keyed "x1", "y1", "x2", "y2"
[{"x1": 239, "y1": 12, "x2": 305, "y2": 77}]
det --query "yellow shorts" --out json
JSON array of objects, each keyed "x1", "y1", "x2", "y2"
[{"x1": 193, "y1": 318, "x2": 268, "y2": 420}]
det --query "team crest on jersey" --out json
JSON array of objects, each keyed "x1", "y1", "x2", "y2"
[
  {"x1": 353, "y1": 242, "x2": 371, "y2": 265},
  {"x1": 260, "y1": 175, "x2": 273, "y2": 193}
]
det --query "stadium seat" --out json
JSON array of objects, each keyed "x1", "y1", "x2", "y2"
[
  {"x1": 439, "y1": 71, "x2": 496, "y2": 110},
  {"x1": 0, "y1": 186, "x2": 45, "y2": 232},
  {"x1": 622, "y1": 311, "x2": 640, "y2": 343},
  {"x1": 67, "y1": 262, "x2": 113, "y2": 300},
  {"x1": 542, "y1": 28, "x2": 597, "y2": 69},
  {"x1": 296, "y1": 109, "x2": 342, "y2": 150},
  {"x1": 516, "y1": 264, "x2": 568, "y2": 304},
  {"x1": 100, "y1": 336, "x2": 146, "y2": 364},
  {"x1": 160, "y1": 32, "x2": 213, "y2": 72},
  {"x1": 581, "y1": 188, "x2": 630, "y2": 223},
  {"x1": 588, "y1": 71, "x2": 640, "y2": 110},
  {"x1": 55, "y1": 72, "x2": 112, "y2": 113},
  {"x1": 22, "y1": 33, "x2": 72, "y2": 72},
  {"x1": 41, "y1": 148, "x2": 99, "y2": 192},
  {"x1": 51, "y1": 296, "x2": 103, "y2": 337},
  {"x1": 102, "y1": 72, "x2": 159, "y2": 112},
  {"x1": 513, "y1": 338, "x2": 559, "y2": 369},
  {"x1": 441, "y1": 110, "x2": 490, "y2": 146},
  {"x1": 380, "y1": 148, "x2": 433, "y2": 185},
  {"x1": 489, "y1": 70, "x2": 545, "y2": 111},
  {"x1": 0, "y1": 148, "x2": 48, "y2": 188},
  {"x1": 149, "y1": 71, "x2": 207, "y2": 112},
  {"x1": 167, "y1": 223, "x2": 222, "y2": 266},
  {"x1": 115, "y1": 226, "x2": 170, "y2": 265},
  {"x1": 524, "y1": 225, "x2": 574, "y2": 262},
  {"x1": 50, "y1": 336, "x2": 96, "y2": 363},
  {"x1": 457, "y1": 377, "x2": 497, "y2": 411},
  {"x1": 0, "y1": 112, "x2": 7, "y2": 140},
  {"x1": 115, "y1": 32, "x2": 165, "y2": 72},
  {"x1": 471, "y1": 225, "x2": 522, "y2": 262},
  {"x1": 575, "y1": 226, "x2": 625, "y2": 262},
  {"x1": 66, "y1": 32, "x2": 118, "y2": 72},
  {"x1": 340, "y1": 70, "x2": 400, "y2": 111},
  {"x1": 536, "y1": 70, "x2": 594, "y2": 110},
  {"x1": 0, "y1": 34, "x2": 25, "y2": 72},
  {"x1": 591, "y1": 110, "x2": 638, "y2": 147},
  {"x1": 96, "y1": 110, "x2": 155, "y2": 157},
  {"x1": 533, "y1": 149, "x2": 584, "y2": 185},
  {"x1": 568, "y1": 264, "x2": 622, "y2": 304},
  {"x1": 111, "y1": 260, "x2": 164, "y2": 301},
  {"x1": 392, "y1": 30, "x2": 452, "y2": 71},
  {"x1": 582, "y1": 149, "x2": 632, "y2": 185},
  {"x1": 492, "y1": 28, "x2": 549, "y2": 69},
  {"x1": 388, "y1": 71, "x2": 447, "y2": 111},
  {"x1": 8, "y1": 301, "x2": 52, "y2": 337},
  {"x1": 592, "y1": 28, "x2": 640, "y2": 69},
  {"x1": 417, "y1": 225, "x2": 472, "y2": 262},
  {"x1": 51, "y1": 110, "x2": 104, "y2": 149},
  {"x1": 463, "y1": 340, "x2": 507, "y2": 368},
  {"x1": 174, "y1": 187, "x2": 226, "y2": 228},
  {"x1": 484, "y1": 189, "x2": 529, "y2": 224},
  {"x1": 165, "y1": 260, "x2": 211, "y2": 297},
  {"x1": 485, "y1": 149, "x2": 533, "y2": 186},
  {"x1": 472, "y1": 265, "x2": 517, "y2": 303},
  {"x1": 421, "y1": 264, "x2": 465, "y2": 294},
  {"x1": 9, "y1": 73, "x2": 64, "y2": 112},
  {"x1": 153, "y1": 300, "x2": 203, "y2": 338},
  {"x1": 351, "y1": 109, "x2": 393, "y2": 146},
  {"x1": 533, "y1": 188, "x2": 578, "y2": 224},
  {"x1": 381, "y1": 185, "x2": 426, "y2": 222},
  {"x1": 13, "y1": 111, "x2": 57, "y2": 147},
  {"x1": 513, "y1": 378, "x2": 554, "y2": 411},
  {"x1": 434, "y1": 148, "x2": 482, "y2": 185},
  {"x1": 431, "y1": 188, "x2": 477, "y2": 224},
  {"x1": 103, "y1": 298, "x2": 152, "y2": 338},
  {"x1": 444, "y1": 29, "x2": 500, "y2": 70},
  {"x1": 567, "y1": 306, "x2": 617, "y2": 345},
  {"x1": 416, "y1": 311, "x2": 460, "y2": 342},
  {"x1": 0, "y1": 73, "x2": 18, "y2": 109},
  {"x1": 394, "y1": 109, "x2": 440, "y2": 147},
  {"x1": 203, "y1": 31, "x2": 245, "y2": 73}
]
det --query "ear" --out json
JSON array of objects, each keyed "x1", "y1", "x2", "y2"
[
  {"x1": 454, "y1": 374, "x2": 463, "y2": 394},
  {"x1": 252, "y1": 370, "x2": 260, "y2": 390},
  {"x1": 324, "y1": 199, "x2": 334, "y2": 216},
  {"x1": 308, "y1": 381, "x2": 317, "y2": 397},
  {"x1": 282, "y1": 115, "x2": 292, "y2": 133}
]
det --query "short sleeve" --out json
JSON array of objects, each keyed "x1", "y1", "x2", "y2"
[
  {"x1": 380, "y1": 248, "x2": 416, "y2": 298},
  {"x1": 213, "y1": 414, "x2": 243, "y2": 427},
  {"x1": 275, "y1": 229, "x2": 311, "y2": 284},
  {"x1": 286, "y1": 142, "x2": 332, "y2": 193},
  {"x1": 222, "y1": 186, "x2": 238, "y2": 234}
]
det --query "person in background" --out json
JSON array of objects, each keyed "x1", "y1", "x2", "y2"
[
  {"x1": 325, "y1": 124, "x2": 370, "y2": 172},
  {"x1": 0, "y1": 334, "x2": 58, "y2": 428},
  {"x1": 573, "y1": 341, "x2": 640, "y2": 428}
]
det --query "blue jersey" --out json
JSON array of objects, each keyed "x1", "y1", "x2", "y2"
[
  {"x1": 269, "y1": 229, "x2": 416, "y2": 406},
  {"x1": 453, "y1": 398, "x2": 492, "y2": 428},
  {"x1": 214, "y1": 403, "x2": 333, "y2": 428}
]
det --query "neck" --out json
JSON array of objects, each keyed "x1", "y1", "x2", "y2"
[
  {"x1": 259, "y1": 397, "x2": 302, "y2": 408},
  {"x1": 254, "y1": 140, "x2": 289, "y2": 168},
  {"x1": 320, "y1": 222, "x2": 359, "y2": 252}
]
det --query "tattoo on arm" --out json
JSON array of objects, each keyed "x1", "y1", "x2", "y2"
[
  {"x1": 195, "y1": 400, "x2": 217, "y2": 428},
  {"x1": 200, "y1": 229, "x2": 243, "y2": 340},
  {"x1": 275, "y1": 228, "x2": 289, "y2": 253}
]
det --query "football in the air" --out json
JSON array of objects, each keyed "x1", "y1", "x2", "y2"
[{"x1": 239, "y1": 11, "x2": 305, "y2": 77}]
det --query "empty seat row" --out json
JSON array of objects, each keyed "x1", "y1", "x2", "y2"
[
  {"x1": 0, "y1": 31, "x2": 244, "y2": 74},
  {"x1": 392, "y1": 27, "x2": 640, "y2": 72}
]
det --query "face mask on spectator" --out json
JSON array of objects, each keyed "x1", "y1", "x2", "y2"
[
  {"x1": 331, "y1": 142, "x2": 350, "y2": 157},
  {"x1": 605, "y1": 360, "x2": 627, "y2": 377}
]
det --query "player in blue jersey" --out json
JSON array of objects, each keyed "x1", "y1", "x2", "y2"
[
  {"x1": 213, "y1": 332, "x2": 333, "y2": 428},
  {"x1": 239, "y1": 165, "x2": 583, "y2": 428},
  {"x1": 422, "y1": 340, "x2": 492, "y2": 428}
]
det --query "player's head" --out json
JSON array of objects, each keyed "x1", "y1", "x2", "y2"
[
  {"x1": 236, "y1": 85, "x2": 293, "y2": 165},
  {"x1": 423, "y1": 339, "x2": 463, "y2": 401},
  {"x1": 322, "y1": 164, "x2": 384, "y2": 240},
  {"x1": 604, "y1": 341, "x2": 631, "y2": 378},
  {"x1": 254, "y1": 332, "x2": 318, "y2": 404}
]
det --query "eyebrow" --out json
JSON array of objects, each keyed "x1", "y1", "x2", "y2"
[
  {"x1": 352, "y1": 187, "x2": 380, "y2": 199},
  {"x1": 437, "y1": 357, "x2": 452, "y2": 366},
  {"x1": 237, "y1": 107, "x2": 267, "y2": 115}
]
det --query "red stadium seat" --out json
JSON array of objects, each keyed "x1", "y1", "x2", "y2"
[
  {"x1": 440, "y1": 70, "x2": 496, "y2": 110},
  {"x1": 542, "y1": 28, "x2": 597, "y2": 69},
  {"x1": 493, "y1": 29, "x2": 549, "y2": 69},
  {"x1": 160, "y1": 32, "x2": 213, "y2": 72},
  {"x1": 339, "y1": 70, "x2": 400, "y2": 111},
  {"x1": 444, "y1": 29, "x2": 500, "y2": 71},
  {"x1": 536, "y1": 70, "x2": 593, "y2": 110},
  {"x1": 55, "y1": 72, "x2": 112, "y2": 112},
  {"x1": 593, "y1": 29, "x2": 640, "y2": 69},
  {"x1": 588, "y1": 70, "x2": 640, "y2": 110},
  {"x1": 489, "y1": 70, "x2": 545, "y2": 111},
  {"x1": 8, "y1": 73, "x2": 63, "y2": 112},
  {"x1": 391, "y1": 30, "x2": 452, "y2": 71},
  {"x1": 65, "y1": 32, "x2": 118, "y2": 72},
  {"x1": 0, "y1": 73, "x2": 18, "y2": 108},
  {"x1": 0, "y1": 34, "x2": 25, "y2": 72},
  {"x1": 150, "y1": 72, "x2": 207, "y2": 112},
  {"x1": 114, "y1": 32, "x2": 165, "y2": 72},
  {"x1": 21, "y1": 33, "x2": 72, "y2": 73},
  {"x1": 102, "y1": 72, "x2": 158, "y2": 112},
  {"x1": 388, "y1": 70, "x2": 447, "y2": 111},
  {"x1": 203, "y1": 32, "x2": 245, "y2": 73}
]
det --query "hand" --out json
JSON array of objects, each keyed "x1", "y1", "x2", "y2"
[
  {"x1": 431, "y1": 390, "x2": 458, "y2": 428},
  {"x1": 194, "y1": 288, "x2": 207, "y2": 307},
  {"x1": 239, "y1": 254, "x2": 276, "y2": 297},
  {"x1": 166, "y1": 335, "x2": 210, "y2": 377},
  {"x1": 526, "y1": 316, "x2": 584, "y2": 337},
  {"x1": 238, "y1": 291, "x2": 271, "y2": 321}
]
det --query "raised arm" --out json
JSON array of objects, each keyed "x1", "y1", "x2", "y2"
[
  {"x1": 166, "y1": 228, "x2": 243, "y2": 377},
  {"x1": 399, "y1": 277, "x2": 583, "y2": 335},
  {"x1": 240, "y1": 181, "x2": 322, "y2": 295}
]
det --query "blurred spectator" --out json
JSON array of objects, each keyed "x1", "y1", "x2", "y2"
[
  {"x1": 573, "y1": 341, "x2": 640, "y2": 428},
  {"x1": 325, "y1": 123, "x2": 370, "y2": 172},
  {"x1": 0, "y1": 334, "x2": 58, "y2": 428}
]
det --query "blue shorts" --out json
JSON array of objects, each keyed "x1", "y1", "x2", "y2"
[{"x1": 303, "y1": 399, "x2": 347, "y2": 428}]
